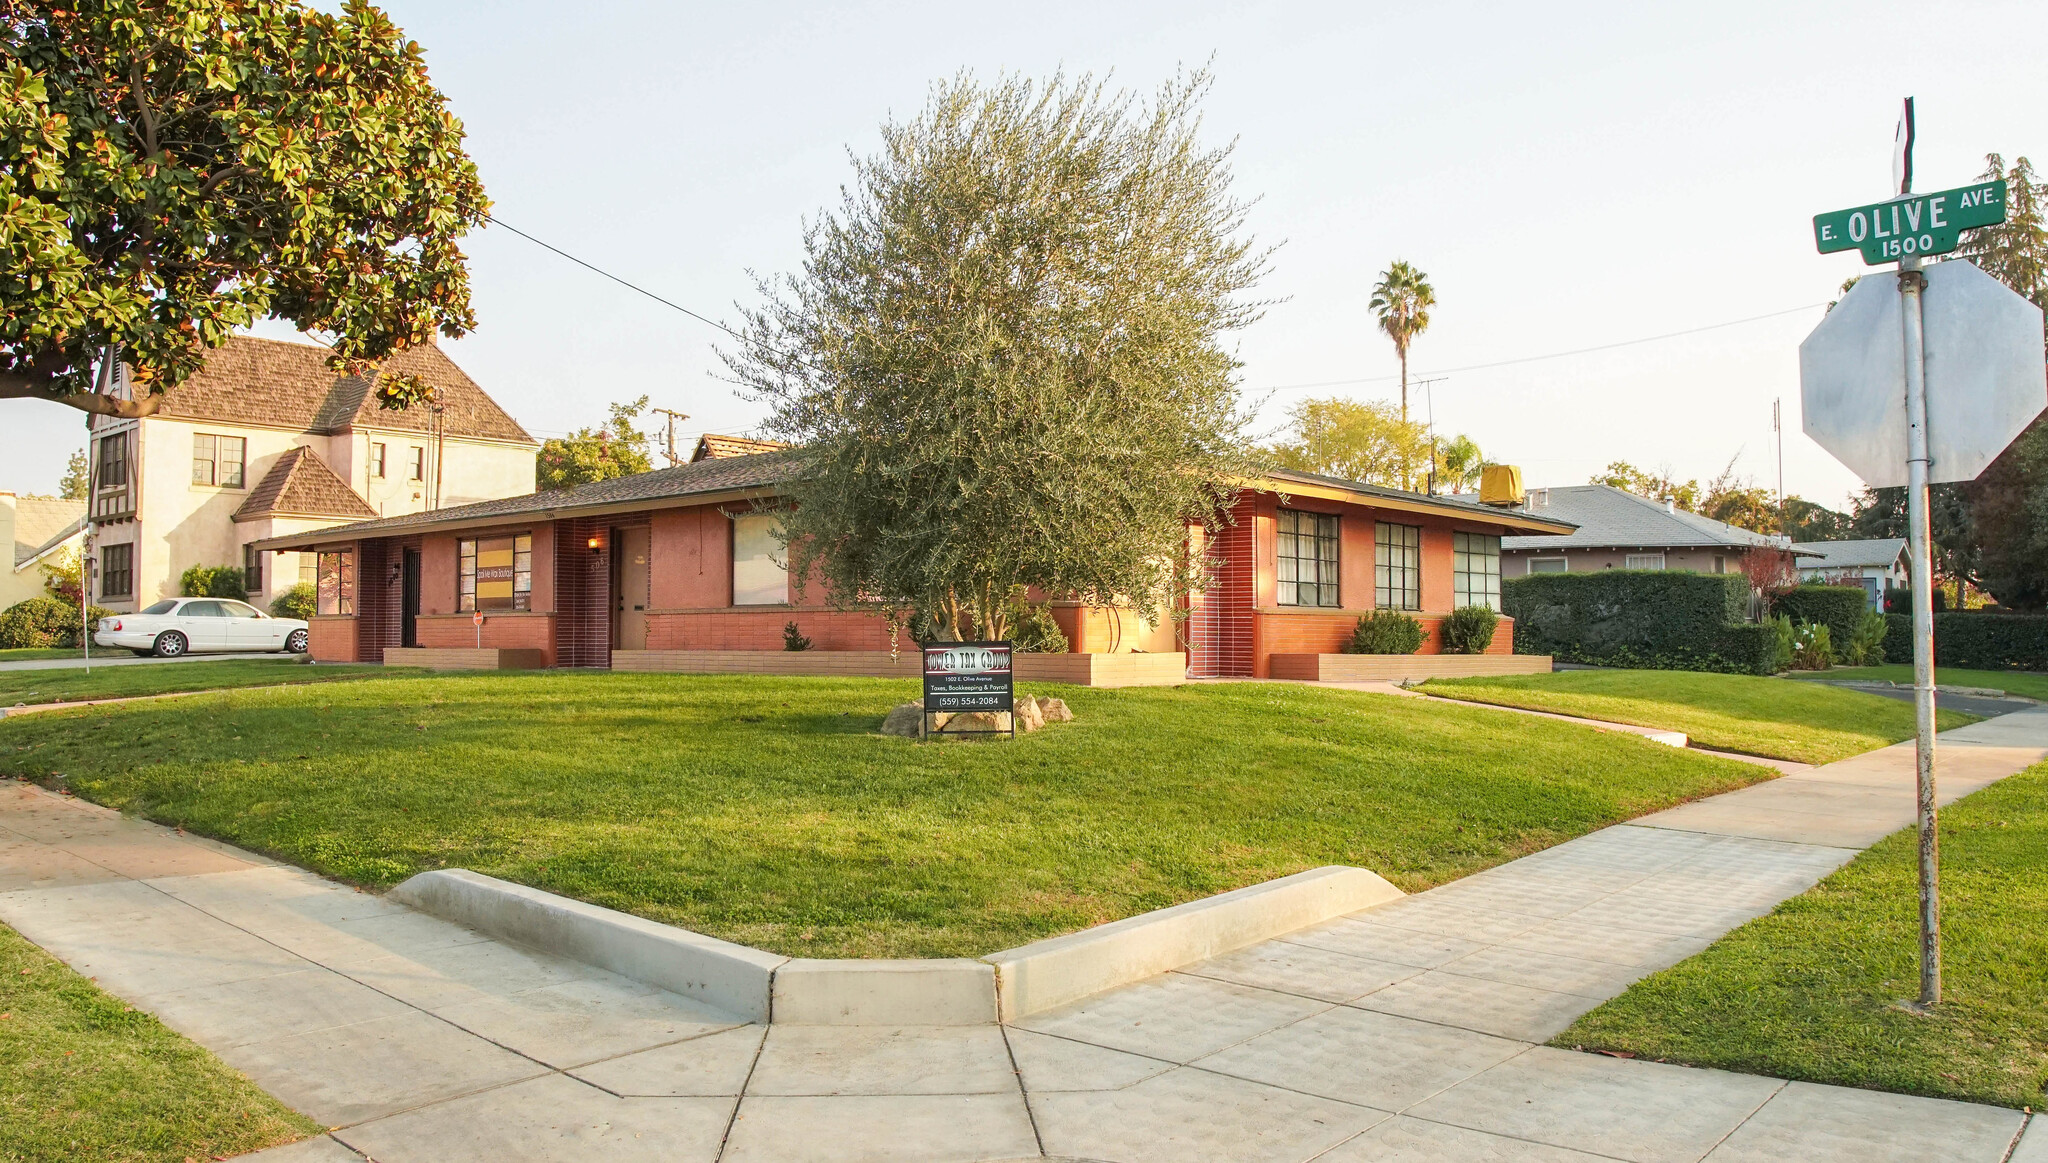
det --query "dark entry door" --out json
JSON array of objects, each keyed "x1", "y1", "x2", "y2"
[{"x1": 401, "y1": 548, "x2": 421, "y2": 647}]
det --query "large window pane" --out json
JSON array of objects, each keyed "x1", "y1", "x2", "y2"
[
  {"x1": 317, "y1": 550, "x2": 354, "y2": 615},
  {"x1": 732, "y1": 514, "x2": 788, "y2": 605},
  {"x1": 1276, "y1": 510, "x2": 1340, "y2": 607},
  {"x1": 1374, "y1": 523, "x2": 1421, "y2": 610},
  {"x1": 192, "y1": 434, "x2": 217, "y2": 485},
  {"x1": 1453, "y1": 532, "x2": 1501, "y2": 610},
  {"x1": 459, "y1": 535, "x2": 530, "y2": 611}
]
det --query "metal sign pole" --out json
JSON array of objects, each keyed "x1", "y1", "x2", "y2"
[{"x1": 1897, "y1": 252, "x2": 1941, "y2": 1006}]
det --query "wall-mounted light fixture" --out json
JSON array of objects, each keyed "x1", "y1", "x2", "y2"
[{"x1": 588, "y1": 536, "x2": 602, "y2": 556}]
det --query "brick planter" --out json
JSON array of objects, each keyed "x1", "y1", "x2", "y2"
[{"x1": 609, "y1": 650, "x2": 1188, "y2": 688}]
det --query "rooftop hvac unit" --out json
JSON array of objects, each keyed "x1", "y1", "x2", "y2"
[{"x1": 1479, "y1": 464, "x2": 1525, "y2": 507}]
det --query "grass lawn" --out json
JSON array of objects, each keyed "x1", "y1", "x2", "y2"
[
  {"x1": 0, "y1": 649, "x2": 96, "y2": 663},
  {"x1": 1557, "y1": 760, "x2": 2048, "y2": 1109},
  {"x1": 0, "y1": 659, "x2": 410, "y2": 707},
  {"x1": 0, "y1": 920, "x2": 317, "y2": 1163},
  {"x1": 1416, "y1": 669, "x2": 1978, "y2": 765},
  {"x1": 1789, "y1": 664, "x2": 2048, "y2": 703},
  {"x1": 1, "y1": 673, "x2": 1769, "y2": 959}
]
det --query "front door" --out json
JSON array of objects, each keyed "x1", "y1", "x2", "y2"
[
  {"x1": 401, "y1": 549, "x2": 421, "y2": 648},
  {"x1": 613, "y1": 526, "x2": 651, "y2": 651}
]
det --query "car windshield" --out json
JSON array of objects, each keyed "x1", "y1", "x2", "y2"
[{"x1": 141, "y1": 600, "x2": 178, "y2": 614}]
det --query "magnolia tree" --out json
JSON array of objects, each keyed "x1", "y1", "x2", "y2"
[
  {"x1": 0, "y1": 0, "x2": 488, "y2": 417},
  {"x1": 724, "y1": 70, "x2": 1268, "y2": 641}
]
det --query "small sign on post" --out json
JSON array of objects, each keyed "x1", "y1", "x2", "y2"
[
  {"x1": 921, "y1": 642, "x2": 1015, "y2": 739},
  {"x1": 473, "y1": 609, "x2": 484, "y2": 649}
]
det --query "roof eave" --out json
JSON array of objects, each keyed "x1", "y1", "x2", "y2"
[{"x1": 251, "y1": 484, "x2": 783, "y2": 552}]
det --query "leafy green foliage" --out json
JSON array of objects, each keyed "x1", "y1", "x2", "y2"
[
  {"x1": 268, "y1": 581, "x2": 314, "y2": 620},
  {"x1": 37, "y1": 546, "x2": 81, "y2": 603},
  {"x1": 1345, "y1": 608, "x2": 1424, "y2": 655},
  {"x1": 1002, "y1": 588, "x2": 1069, "y2": 654},
  {"x1": 1439, "y1": 605, "x2": 1497, "y2": 655},
  {"x1": 781, "y1": 621, "x2": 812, "y2": 652},
  {"x1": 56, "y1": 448, "x2": 87, "y2": 499},
  {"x1": 1885, "y1": 612, "x2": 2048, "y2": 671},
  {"x1": 725, "y1": 70, "x2": 1267, "y2": 640},
  {"x1": 536, "y1": 395, "x2": 656, "y2": 491},
  {"x1": 1766, "y1": 613, "x2": 1795, "y2": 672},
  {"x1": 178, "y1": 563, "x2": 246, "y2": 600},
  {"x1": 1843, "y1": 609, "x2": 1890, "y2": 666},
  {"x1": 1790, "y1": 621, "x2": 1833, "y2": 670},
  {"x1": 0, "y1": 0, "x2": 488, "y2": 417},
  {"x1": 1780, "y1": 496, "x2": 1852, "y2": 542},
  {"x1": 1504, "y1": 571, "x2": 1776, "y2": 674},
  {"x1": 1772, "y1": 585, "x2": 1868, "y2": 660},
  {"x1": 1271, "y1": 396, "x2": 1485, "y2": 492},
  {"x1": 0, "y1": 596, "x2": 113, "y2": 648},
  {"x1": 1370, "y1": 260, "x2": 1433, "y2": 439}
]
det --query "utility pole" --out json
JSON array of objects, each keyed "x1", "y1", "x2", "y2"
[
  {"x1": 1773, "y1": 398, "x2": 1785, "y2": 529},
  {"x1": 652, "y1": 408, "x2": 690, "y2": 466}
]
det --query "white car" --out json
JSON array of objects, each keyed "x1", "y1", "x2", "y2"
[{"x1": 94, "y1": 598, "x2": 310, "y2": 658}]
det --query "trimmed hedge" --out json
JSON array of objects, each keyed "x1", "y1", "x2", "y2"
[
  {"x1": 1504, "y1": 571, "x2": 1775, "y2": 675},
  {"x1": 0, "y1": 596, "x2": 116, "y2": 648},
  {"x1": 1883, "y1": 612, "x2": 2048, "y2": 671},
  {"x1": 1772, "y1": 586, "x2": 1869, "y2": 658}
]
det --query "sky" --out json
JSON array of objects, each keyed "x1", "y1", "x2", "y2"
[{"x1": 7, "y1": 0, "x2": 2047, "y2": 508}]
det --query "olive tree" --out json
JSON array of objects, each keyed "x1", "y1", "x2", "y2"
[
  {"x1": 0, "y1": 0, "x2": 487, "y2": 417},
  {"x1": 725, "y1": 70, "x2": 1269, "y2": 641}
]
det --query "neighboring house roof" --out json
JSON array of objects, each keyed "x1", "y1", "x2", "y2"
[
  {"x1": 256, "y1": 448, "x2": 1575, "y2": 551},
  {"x1": 233, "y1": 447, "x2": 379, "y2": 522},
  {"x1": 11, "y1": 496, "x2": 87, "y2": 570},
  {"x1": 691, "y1": 434, "x2": 791, "y2": 462},
  {"x1": 1499, "y1": 484, "x2": 1801, "y2": 553},
  {"x1": 154, "y1": 335, "x2": 535, "y2": 445},
  {"x1": 1792, "y1": 538, "x2": 1908, "y2": 571},
  {"x1": 1265, "y1": 468, "x2": 1575, "y2": 535}
]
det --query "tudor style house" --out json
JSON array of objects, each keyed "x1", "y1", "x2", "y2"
[
  {"x1": 254, "y1": 441, "x2": 1573, "y2": 679},
  {"x1": 85, "y1": 336, "x2": 537, "y2": 612}
]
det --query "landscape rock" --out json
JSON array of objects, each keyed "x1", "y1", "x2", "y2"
[
  {"x1": 880, "y1": 701, "x2": 925, "y2": 737},
  {"x1": 1016, "y1": 696, "x2": 1046, "y2": 734},
  {"x1": 1035, "y1": 696, "x2": 1073, "y2": 723}
]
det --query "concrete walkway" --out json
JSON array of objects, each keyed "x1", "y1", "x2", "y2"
[{"x1": 3, "y1": 708, "x2": 2046, "y2": 1161}]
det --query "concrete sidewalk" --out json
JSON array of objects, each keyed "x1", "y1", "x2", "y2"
[{"x1": 3, "y1": 709, "x2": 2046, "y2": 1162}]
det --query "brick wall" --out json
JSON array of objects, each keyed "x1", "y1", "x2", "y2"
[
  {"x1": 307, "y1": 616, "x2": 358, "y2": 662},
  {"x1": 554, "y1": 517, "x2": 611, "y2": 668},
  {"x1": 643, "y1": 607, "x2": 897, "y2": 652},
  {"x1": 1187, "y1": 497, "x2": 1257, "y2": 677},
  {"x1": 416, "y1": 612, "x2": 556, "y2": 665}
]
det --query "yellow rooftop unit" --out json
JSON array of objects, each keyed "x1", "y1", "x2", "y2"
[{"x1": 1479, "y1": 464, "x2": 1525, "y2": 507}]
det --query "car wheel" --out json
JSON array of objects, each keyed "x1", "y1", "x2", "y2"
[
  {"x1": 152, "y1": 631, "x2": 188, "y2": 658},
  {"x1": 285, "y1": 629, "x2": 309, "y2": 654}
]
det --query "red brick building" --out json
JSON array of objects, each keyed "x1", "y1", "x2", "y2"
[{"x1": 256, "y1": 443, "x2": 1571, "y2": 678}]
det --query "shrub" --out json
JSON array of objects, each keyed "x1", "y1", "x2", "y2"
[
  {"x1": 1882, "y1": 611, "x2": 2048, "y2": 671},
  {"x1": 1004, "y1": 588, "x2": 1070, "y2": 653},
  {"x1": 1790, "y1": 621, "x2": 1833, "y2": 670},
  {"x1": 1503, "y1": 570, "x2": 1772, "y2": 674},
  {"x1": 179, "y1": 563, "x2": 248, "y2": 600},
  {"x1": 1346, "y1": 609, "x2": 1425, "y2": 655},
  {"x1": 269, "y1": 582, "x2": 317, "y2": 620},
  {"x1": 1439, "y1": 606, "x2": 1498, "y2": 655},
  {"x1": 1772, "y1": 585, "x2": 1868, "y2": 661},
  {"x1": 1765, "y1": 613, "x2": 1795, "y2": 672},
  {"x1": 0, "y1": 596, "x2": 115, "y2": 648},
  {"x1": 782, "y1": 621, "x2": 812, "y2": 651},
  {"x1": 1720, "y1": 623, "x2": 1786, "y2": 676},
  {"x1": 1843, "y1": 609, "x2": 1889, "y2": 666}
]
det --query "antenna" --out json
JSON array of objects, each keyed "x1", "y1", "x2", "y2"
[{"x1": 1413, "y1": 376, "x2": 1450, "y2": 494}]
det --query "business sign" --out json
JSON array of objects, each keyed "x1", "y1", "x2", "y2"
[
  {"x1": 922, "y1": 642, "x2": 1014, "y2": 714},
  {"x1": 1811, "y1": 180, "x2": 2006, "y2": 265}
]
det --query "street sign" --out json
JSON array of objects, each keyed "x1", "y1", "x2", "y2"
[
  {"x1": 1812, "y1": 181, "x2": 2007, "y2": 266},
  {"x1": 1800, "y1": 259, "x2": 2046, "y2": 486}
]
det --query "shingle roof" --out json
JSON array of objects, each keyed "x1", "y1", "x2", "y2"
[
  {"x1": 254, "y1": 448, "x2": 802, "y2": 549},
  {"x1": 691, "y1": 434, "x2": 791, "y2": 462},
  {"x1": 233, "y1": 447, "x2": 378, "y2": 522},
  {"x1": 1792, "y1": 538, "x2": 1908, "y2": 570},
  {"x1": 1500, "y1": 484, "x2": 1792, "y2": 551},
  {"x1": 11, "y1": 496, "x2": 86, "y2": 568},
  {"x1": 156, "y1": 336, "x2": 535, "y2": 445},
  {"x1": 1266, "y1": 468, "x2": 1577, "y2": 534}
]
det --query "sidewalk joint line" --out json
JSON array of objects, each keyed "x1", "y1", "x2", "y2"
[{"x1": 997, "y1": 1023, "x2": 1049, "y2": 1157}]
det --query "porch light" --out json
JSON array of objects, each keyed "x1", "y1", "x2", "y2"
[{"x1": 588, "y1": 536, "x2": 601, "y2": 554}]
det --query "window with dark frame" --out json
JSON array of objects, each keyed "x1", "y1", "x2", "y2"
[
  {"x1": 191, "y1": 433, "x2": 245, "y2": 487},
  {"x1": 1276, "y1": 510, "x2": 1340, "y2": 607},
  {"x1": 1452, "y1": 532, "x2": 1502, "y2": 610},
  {"x1": 100, "y1": 543, "x2": 132, "y2": 598},
  {"x1": 408, "y1": 446, "x2": 425, "y2": 481},
  {"x1": 370, "y1": 442, "x2": 387, "y2": 478},
  {"x1": 96, "y1": 431, "x2": 128, "y2": 488},
  {"x1": 243, "y1": 544, "x2": 264, "y2": 594},
  {"x1": 459, "y1": 534, "x2": 532, "y2": 611},
  {"x1": 1374, "y1": 523, "x2": 1422, "y2": 610},
  {"x1": 316, "y1": 549, "x2": 355, "y2": 615}
]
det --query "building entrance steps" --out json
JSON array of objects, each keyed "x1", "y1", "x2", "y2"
[{"x1": 3, "y1": 706, "x2": 2046, "y2": 1161}]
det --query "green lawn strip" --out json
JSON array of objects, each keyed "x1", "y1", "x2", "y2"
[
  {"x1": 0, "y1": 920, "x2": 318, "y2": 1163},
  {"x1": 0, "y1": 660, "x2": 416, "y2": 707},
  {"x1": 1, "y1": 674, "x2": 1769, "y2": 960},
  {"x1": 1417, "y1": 670, "x2": 1978, "y2": 764},
  {"x1": 1788, "y1": 664, "x2": 2048, "y2": 703},
  {"x1": 1556, "y1": 760, "x2": 2048, "y2": 1109},
  {"x1": 0, "y1": 649, "x2": 92, "y2": 663}
]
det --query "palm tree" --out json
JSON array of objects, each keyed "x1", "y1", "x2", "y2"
[{"x1": 1369, "y1": 261, "x2": 1435, "y2": 424}]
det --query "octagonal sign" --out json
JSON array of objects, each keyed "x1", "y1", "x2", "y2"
[{"x1": 1800, "y1": 258, "x2": 2045, "y2": 487}]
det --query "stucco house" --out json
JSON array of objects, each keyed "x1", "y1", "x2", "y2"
[
  {"x1": 1496, "y1": 484, "x2": 1804, "y2": 578},
  {"x1": 2, "y1": 492, "x2": 87, "y2": 609},
  {"x1": 86, "y1": 336, "x2": 538, "y2": 612},
  {"x1": 254, "y1": 449, "x2": 1573, "y2": 679},
  {"x1": 1792, "y1": 538, "x2": 1909, "y2": 609}
]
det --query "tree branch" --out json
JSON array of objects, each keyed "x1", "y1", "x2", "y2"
[{"x1": 0, "y1": 368, "x2": 165, "y2": 418}]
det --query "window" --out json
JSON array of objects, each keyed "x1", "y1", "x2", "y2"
[
  {"x1": 100, "y1": 543, "x2": 132, "y2": 598},
  {"x1": 370, "y1": 442, "x2": 387, "y2": 478},
  {"x1": 299, "y1": 555, "x2": 316, "y2": 586},
  {"x1": 1713, "y1": 555, "x2": 1727, "y2": 574},
  {"x1": 141, "y1": 599, "x2": 178, "y2": 615},
  {"x1": 243, "y1": 544, "x2": 264, "y2": 594},
  {"x1": 1453, "y1": 532, "x2": 1502, "y2": 610},
  {"x1": 1276, "y1": 510, "x2": 1340, "y2": 607},
  {"x1": 1625, "y1": 553, "x2": 1667, "y2": 571},
  {"x1": 191, "y1": 433, "x2": 245, "y2": 487},
  {"x1": 1530, "y1": 558, "x2": 1568, "y2": 574},
  {"x1": 316, "y1": 549, "x2": 355, "y2": 615},
  {"x1": 408, "y1": 446, "x2": 425, "y2": 481},
  {"x1": 732, "y1": 514, "x2": 788, "y2": 605},
  {"x1": 92, "y1": 431, "x2": 135, "y2": 520},
  {"x1": 459, "y1": 534, "x2": 532, "y2": 611},
  {"x1": 220, "y1": 600, "x2": 262, "y2": 619},
  {"x1": 96, "y1": 431, "x2": 129, "y2": 488},
  {"x1": 1374, "y1": 523, "x2": 1422, "y2": 610},
  {"x1": 181, "y1": 600, "x2": 225, "y2": 618}
]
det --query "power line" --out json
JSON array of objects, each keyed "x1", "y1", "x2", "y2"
[
  {"x1": 1261, "y1": 302, "x2": 1829, "y2": 393},
  {"x1": 484, "y1": 215, "x2": 759, "y2": 348}
]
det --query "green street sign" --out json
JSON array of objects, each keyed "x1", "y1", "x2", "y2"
[{"x1": 1813, "y1": 180, "x2": 2007, "y2": 265}]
